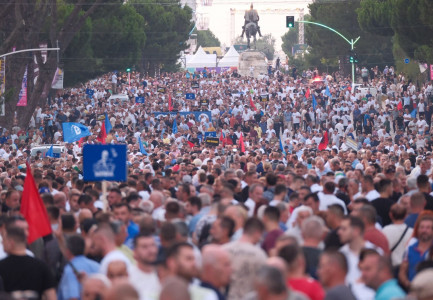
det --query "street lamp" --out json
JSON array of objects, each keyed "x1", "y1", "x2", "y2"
[{"x1": 296, "y1": 20, "x2": 360, "y2": 89}]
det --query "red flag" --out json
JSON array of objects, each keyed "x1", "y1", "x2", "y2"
[
  {"x1": 239, "y1": 133, "x2": 245, "y2": 153},
  {"x1": 397, "y1": 101, "x2": 403, "y2": 111},
  {"x1": 78, "y1": 137, "x2": 84, "y2": 148},
  {"x1": 97, "y1": 121, "x2": 107, "y2": 144},
  {"x1": 187, "y1": 141, "x2": 194, "y2": 149},
  {"x1": 220, "y1": 131, "x2": 225, "y2": 147},
  {"x1": 305, "y1": 88, "x2": 310, "y2": 99},
  {"x1": 318, "y1": 131, "x2": 328, "y2": 151},
  {"x1": 249, "y1": 95, "x2": 257, "y2": 111},
  {"x1": 168, "y1": 94, "x2": 173, "y2": 112},
  {"x1": 20, "y1": 163, "x2": 52, "y2": 244}
]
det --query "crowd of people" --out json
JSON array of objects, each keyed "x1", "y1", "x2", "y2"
[{"x1": 1, "y1": 63, "x2": 433, "y2": 300}]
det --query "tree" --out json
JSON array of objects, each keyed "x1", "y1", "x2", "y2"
[
  {"x1": 305, "y1": 0, "x2": 393, "y2": 73},
  {"x1": 358, "y1": 0, "x2": 433, "y2": 63},
  {"x1": 195, "y1": 29, "x2": 221, "y2": 48},
  {"x1": 63, "y1": 3, "x2": 146, "y2": 87},
  {"x1": 256, "y1": 34, "x2": 275, "y2": 61},
  {"x1": 281, "y1": 15, "x2": 310, "y2": 57},
  {"x1": 131, "y1": 0, "x2": 194, "y2": 74},
  {"x1": 233, "y1": 34, "x2": 275, "y2": 60},
  {"x1": 0, "y1": 0, "x2": 104, "y2": 130}
]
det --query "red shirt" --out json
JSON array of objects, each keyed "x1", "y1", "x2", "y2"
[
  {"x1": 364, "y1": 227, "x2": 390, "y2": 254},
  {"x1": 261, "y1": 229, "x2": 283, "y2": 254},
  {"x1": 288, "y1": 278, "x2": 325, "y2": 300}
]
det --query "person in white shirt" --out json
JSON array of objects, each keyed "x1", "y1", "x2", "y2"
[
  {"x1": 244, "y1": 184, "x2": 264, "y2": 217},
  {"x1": 361, "y1": 175, "x2": 380, "y2": 202},
  {"x1": 335, "y1": 119, "x2": 345, "y2": 136},
  {"x1": 338, "y1": 216, "x2": 382, "y2": 300},
  {"x1": 93, "y1": 223, "x2": 132, "y2": 276},
  {"x1": 317, "y1": 182, "x2": 347, "y2": 214},
  {"x1": 129, "y1": 232, "x2": 161, "y2": 300},
  {"x1": 382, "y1": 203, "x2": 413, "y2": 269}
]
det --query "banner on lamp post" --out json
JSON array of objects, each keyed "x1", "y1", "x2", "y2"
[{"x1": 17, "y1": 66, "x2": 28, "y2": 107}]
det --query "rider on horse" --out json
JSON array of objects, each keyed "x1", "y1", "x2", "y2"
[{"x1": 241, "y1": 4, "x2": 262, "y2": 38}]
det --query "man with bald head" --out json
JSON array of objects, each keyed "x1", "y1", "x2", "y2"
[{"x1": 200, "y1": 245, "x2": 232, "y2": 300}]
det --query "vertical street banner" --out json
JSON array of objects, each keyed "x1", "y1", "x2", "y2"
[
  {"x1": 17, "y1": 66, "x2": 28, "y2": 107},
  {"x1": 430, "y1": 65, "x2": 433, "y2": 81},
  {"x1": 51, "y1": 68, "x2": 64, "y2": 89},
  {"x1": 0, "y1": 58, "x2": 5, "y2": 116},
  {"x1": 34, "y1": 43, "x2": 48, "y2": 84}
]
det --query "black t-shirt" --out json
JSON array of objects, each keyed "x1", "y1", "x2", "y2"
[
  {"x1": 371, "y1": 197, "x2": 395, "y2": 227},
  {"x1": 302, "y1": 246, "x2": 322, "y2": 279},
  {"x1": 0, "y1": 255, "x2": 55, "y2": 297},
  {"x1": 424, "y1": 192, "x2": 433, "y2": 211},
  {"x1": 324, "y1": 228, "x2": 343, "y2": 251}
]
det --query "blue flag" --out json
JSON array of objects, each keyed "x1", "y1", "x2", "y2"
[
  {"x1": 172, "y1": 119, "x2": 178, "y2": 134},
  {"x1": 279, "y1": 138, "x2": 286, "y2": 155},
  {"x1": 45, "y1": 144, "x2": 54, "y2": 157},
  {"x1": 105, "y1": 113, "x2": 112, "y2": 133},
  {"x1": 62, "y1": 122, "x2": 92, "y2": 143},
  {"x1": 312, "y1": 94, "x2": 317, "y2": 110},
  {"x1": 139, "y1": 137, "x2": 148, "y2": 155},
  {"x1": 325, "y1": 86, "x2": 332, "y2": 97},
  {"x1": 411, "y1": 109, "x2": 417, "y2": 119}
]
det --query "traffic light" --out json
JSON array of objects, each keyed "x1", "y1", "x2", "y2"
[
  {"x1": 286, "y1": 16, "x2": 295, "y2": 28},
  {"x1": 126, "y1": 67, "x2": 131, "y2": 72},
  {"x1": 348, "y1": 50, "x2": 358, "y2": 63}
]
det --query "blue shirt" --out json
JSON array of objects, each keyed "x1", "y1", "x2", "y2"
[
  {"x1": 405, "y1": 241, "x2": 429, "y2": 281},
  {"x1": 57, "y1": 256, "x2": 100, "y2": 300},
  {"x1": 375, "y1": 279, "x2": 406, "y2": 300},
  {"x1": 189, "y1": 213, "x2": 203, "y2": 235},
  {"x1": 404, "y1": 213, "x2": 419, "y2": 228}
]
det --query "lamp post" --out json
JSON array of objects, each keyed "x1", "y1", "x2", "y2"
[{"x1": 296, "y1": 20, "x2": 360, "y2": 89}]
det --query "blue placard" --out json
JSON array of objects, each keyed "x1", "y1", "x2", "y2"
[
  {"x1": 186, "y1": 93, "x2": 195, "y2": 100},
  {"x1": 404, "y1": 58, "x2": 410, "y2": 64},
  {"x1": 86, "y1": 88, "x2": 94, "y2": 98},
  {"x1": 83, "y1": 144, "x2": 127, "y2": 182},
  {"x1": 135, "y1": 96, "x2": 145, "y2": 104},
  {"x1": 154, "y1": 111, "x2": 212, "y2": 122},
  {"x1": 204, "y1": 131, "x2": 217, "y2": 138}
]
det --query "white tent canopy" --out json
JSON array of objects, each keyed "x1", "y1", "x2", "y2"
[
  {"x1": 218, "y1": 46, "x2": 239, "y2": 68},
  {"x1": 186, "y1": 46, "x2": 216, "y2": 68}
]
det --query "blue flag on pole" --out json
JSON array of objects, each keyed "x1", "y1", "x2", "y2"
[
  {"x1": 312, "y1": 94, "x2": 317, "y2": 110},
  {"x1": 105, "y1": 113, "x2": 112, "y2": 133},
  {"x1": 139, "y1": 137, "x2": 148, "y2": 155},
  {"x1": 325, "y1": 86, "x2": 332, "y2": 97},
  {"x1": 62, "y1": 122, "x2": 92, "y2": 143},
  {"x1": 279, "y1": 138, "x2": 286, "y2": 155},
  {"x1": 172, "y1": 119, "x2": 178, "y2": 134},
  {"x1": 45, "y1": 144, "x2": 54, "y2": 157}
]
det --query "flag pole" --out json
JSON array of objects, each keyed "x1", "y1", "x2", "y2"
[{"x1": 102, "y1": 180, "x2": 108, "y2": 212}]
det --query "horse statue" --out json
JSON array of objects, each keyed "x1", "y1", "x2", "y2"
[{"x1": 245, "y1": 21, "x2": 258, "y2": 49}]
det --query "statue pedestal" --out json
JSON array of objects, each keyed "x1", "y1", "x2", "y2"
[{"x1": 238, "y1": 50, "x2": 268, "y2": 78}]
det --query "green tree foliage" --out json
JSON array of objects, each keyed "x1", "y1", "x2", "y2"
[
  {"x1": 256, "y1": 34, "x2": 275, "y2": 61},
  {"x1": 234, "y1": 34, "x2": 275, "y2": 60},
  {"x1": 131, "y1": 0, "x2": 194, "y2": 74},
  {"x1": 281, "y1": 15, "x2": 310, "y2": 57},
  {"x1": 305, "y1": 0, "x2": 393, "y2": 72},
  {"x1": 358, "y1": 0, "x2": 433, "y2": 63},
  {"x1": 0, "y1": 0, "x2": 104, "y2": 129},
  {"x1": 62, "y1": 3, "x2": 146, "y2": 86},
  {"x1": 195, "y1": 29, "x2": 221, "y2": 48}
]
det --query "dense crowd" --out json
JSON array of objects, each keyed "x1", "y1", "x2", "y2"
[{"x1": 1, "y1": 63, "x2": 433, "y2": 300}]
